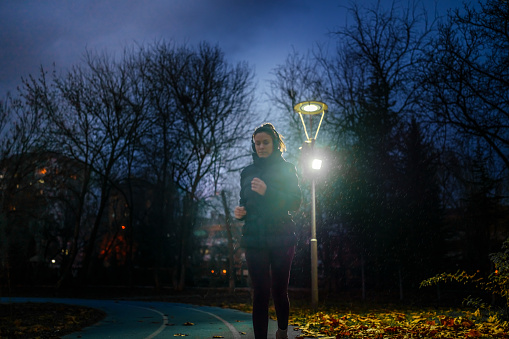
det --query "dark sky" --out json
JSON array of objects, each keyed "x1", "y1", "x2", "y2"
[{"x1": 0, "y1": 0, "x2": 464, "y2": 112}]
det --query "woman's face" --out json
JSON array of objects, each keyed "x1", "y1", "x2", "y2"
[{"x1": 254, "y1": 132, "x2": 274, "y2": 158}]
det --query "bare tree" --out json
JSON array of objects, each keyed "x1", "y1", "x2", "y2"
[
  {"x1": 421, "y1": 0, "x2": 509, "y2": 171},
  {"x1": 325, "y1": 1, "x2": 438, "y2": 297},
  {"x1": 21, "y1": 48, "x2": 149, "y2": 287},
  {"x1": 141, "y1": 41, "x2": 256, "y2": 290},
  {"x1": 0, "y1": 93, "x2": 48, "y2": 287},
  {"x1": 270, "y1": 0, "x2": 438, "y2": 297},
  {"x1": 269, "y1": 49, "x2": 326, "y2": 149}
]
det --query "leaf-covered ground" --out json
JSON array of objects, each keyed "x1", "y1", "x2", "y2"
[
  {"x1": 289, "y1": 307, "x2": 509, "y2": 338},
  {"x1": 0, "y1": 302, "x2": 106, "y2": 338},
  {"x1": 223, "y1": 301, "x2": 509, "y2": 338}
]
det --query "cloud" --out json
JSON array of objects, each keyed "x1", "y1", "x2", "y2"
[{"x1": 1, "y1": 0, "x2": 460, "y2": 98}]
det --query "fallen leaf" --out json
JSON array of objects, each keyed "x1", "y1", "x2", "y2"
[
  {"x1": 441, "y1": 317, "x2": 456, "y2": 327},
  {"x1": 465, "y1": 329, "x2": 482, "y2": 337},
  {"x1": 461, "y1": 319, "x2": 474, "y2": 328}
]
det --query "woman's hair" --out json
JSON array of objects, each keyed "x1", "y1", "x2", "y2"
[{"x1": 252, "y1": 123, "x2": 286, "y2": 153}]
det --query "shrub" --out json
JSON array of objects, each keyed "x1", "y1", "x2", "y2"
[{"x1": 420, "y1": 237, "x2": 509, "y2": 321}]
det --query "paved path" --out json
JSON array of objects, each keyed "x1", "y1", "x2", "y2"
[{"x1": 0, "y1": 297, "x2": 304, "y2": 339}]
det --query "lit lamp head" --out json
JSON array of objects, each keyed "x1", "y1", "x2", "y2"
[
  {"x1": 299, "y1": 102, "x2": 325, "y2": 113},
  {"x1": 294, "y1": 101, "x2": 328, "y2": 141}
]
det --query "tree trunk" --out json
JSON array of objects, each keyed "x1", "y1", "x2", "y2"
[
  {"x1": 361, "y1": 254, "x2": 366, "y2": 301},
  {"x1": 221, "y1": 191, "x2": 235, "y2": 295},
  {"x1": 57, "y1": 167, "x2": 92, "y2": 289},
  {"x1": 399, "y1": 267, "x2": 404, "y2": 301},
  {"x1": 80, "y1": 177, "x2": 111, "y2": 284},
  {"x1": 174, "y1": 193, "x2": 195, "y2": 291}
]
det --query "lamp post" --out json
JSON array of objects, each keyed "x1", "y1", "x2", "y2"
[{"x1": 294, "y1": 101, "x2": 327, "y2": 310}]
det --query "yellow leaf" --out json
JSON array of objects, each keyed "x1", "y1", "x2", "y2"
[
  {"x1": 411, "y1": 316, "x2": 426, "y2": 324},
  {"x1": 494, "y1": 326, "x2": 509, "y2": 334},
  {"x1": 487, "y1": 315, "x2": 498, "y2": 323}
]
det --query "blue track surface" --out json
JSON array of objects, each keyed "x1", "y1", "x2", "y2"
[{"x1": 0, "y1": 297, "x2": 304, "y2": 339}]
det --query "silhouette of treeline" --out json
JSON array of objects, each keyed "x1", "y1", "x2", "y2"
[{"x1": 0, "y1": 0, "x2": 507, "y2": 301}]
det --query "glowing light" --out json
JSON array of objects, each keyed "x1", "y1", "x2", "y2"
[
  {"x1": 312, "y1": 159, "x2": 322, "y2": 170},
  {"x1": 211, "y1": 270, "x2": 215, "y2": 274},
  {"x1": 121, "y1": 225, "x2": 126, "y2": 230},
  {"x1": 222, "y1": 269, "x2": 227, "y2": 274},
  {"x1": 39, "y1": 168, "x2": 47, "y2": 175},
  {"x1": 302, "y1": 104, "x2": 320, "y2": 112},
  {"x1": 294, "y1": 101, "x2": 328, "y2": 115},
  {"x1": 51, "y1": 259, "x2": 56, "y2": 264}
]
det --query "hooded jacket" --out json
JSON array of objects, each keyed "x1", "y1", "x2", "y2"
[{"x1": 239, "y1": 150, "x2": 301, "y2": 248}]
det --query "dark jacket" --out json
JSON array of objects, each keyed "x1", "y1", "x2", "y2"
[{"x1": 239, "y1": 150, "x2": 301, "y2": 248}]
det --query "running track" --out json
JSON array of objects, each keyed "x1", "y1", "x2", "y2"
[{"x1": 0, "y1": 297, "x2": 305, "y2": 339}]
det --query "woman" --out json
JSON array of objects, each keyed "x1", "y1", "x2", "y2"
[{"x1": 234, "y1": 123, "x2": 301, "y2": 339}]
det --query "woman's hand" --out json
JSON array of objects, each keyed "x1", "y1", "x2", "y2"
[
  {"x1": 234, "y1": 206, "x2": 247, "y2": 219},
  {"x1": 251, "y1": 177, "x2": 267, "y2": 196}
]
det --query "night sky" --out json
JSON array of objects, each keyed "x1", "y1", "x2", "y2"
[{"x1": 0, "y1": 0, "x2": 465, "y2": 112}]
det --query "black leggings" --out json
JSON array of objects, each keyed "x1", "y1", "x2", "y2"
[{"x1": 245, "y1": 246, "x2": 295, "y2": 339}]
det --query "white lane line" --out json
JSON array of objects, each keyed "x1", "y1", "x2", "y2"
[
  {"x1": 182, "y1": 306, "x2": 242, "y2": 339},
  {"x1": 129, "y1": 305, "x2": 168, "y2": 339}
]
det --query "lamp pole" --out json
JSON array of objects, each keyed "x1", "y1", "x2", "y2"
[
  {"x1": 294, "y1": 101, "x2": 327, "y2": 310},
  {"x1": 310, "y1": 164, "x2": 319, "y2": 309}
]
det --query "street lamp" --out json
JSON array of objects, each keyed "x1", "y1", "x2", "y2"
[
  {"x1": 294, "y1": 100, "x2": 327, "y2": 310},
  {"x1": 294, "y1": 101, "x2": 327, "y2": 141}
]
